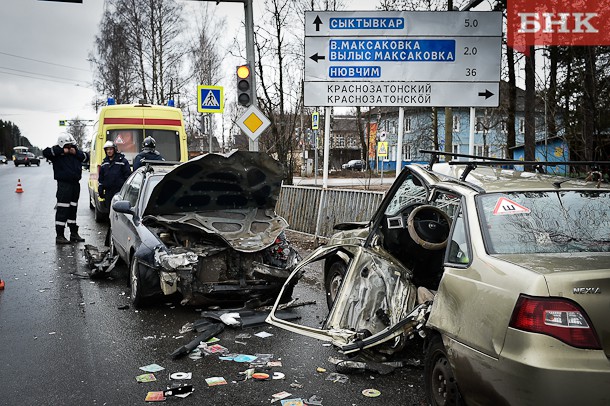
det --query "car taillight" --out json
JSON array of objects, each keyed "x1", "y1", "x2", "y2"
[{"x1": 509, "y1": 294, "x2": 601, "y2": 349}]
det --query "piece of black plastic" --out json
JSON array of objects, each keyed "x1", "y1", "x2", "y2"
[
  {"x1": 170, "y1": 323, "x2": 224, "y2": 359},
  {"x1": 163, "y1": 385, "x2": 193, "y2": 396}
]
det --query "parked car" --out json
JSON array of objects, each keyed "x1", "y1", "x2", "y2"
[
  {"x1": 341, "y1": 159, "x2": 365, "y2": 170},
  {"x1": 27, "y1": 153, "x2": 40, "y2": 166},
  {"x1": 109, "y1": 151, "x2": 300, "y2": 308},
  {"x1": 14, "y1": 152, "x2": 39, "y2": 166},
  {"x1": 267, "y1": 153, "x2": 610, "y2": 406},
  {"x1": 0, "y1": 155, "x2": 7, "y2": 164}
]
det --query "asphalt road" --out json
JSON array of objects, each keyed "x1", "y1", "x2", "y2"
[{"x1": 0, "y1": 163, "x2": 426, "y2": 406}]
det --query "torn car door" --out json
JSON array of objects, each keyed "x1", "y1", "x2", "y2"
[{"x1": 266, "y1": 244, "x2": 431, "y2": 354}]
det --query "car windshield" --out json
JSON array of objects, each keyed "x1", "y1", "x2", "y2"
[{"x1": 477, "y1": 191, "x2": 610, "y2": 254}]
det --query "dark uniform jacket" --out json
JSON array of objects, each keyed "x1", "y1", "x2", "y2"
[
  {"x1": 133, "y1": 150, "x2": 164, "y2": 170},
  {"x1": 43, "y1": 145, "x2": 88, "y2": 183},
  {"x1": 98, "y1": 152, "x2": 131, "y2": 197}
]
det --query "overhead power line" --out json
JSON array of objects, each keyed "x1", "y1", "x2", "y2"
[
  {"x1": 0, "y1": 66, "x2": 89, "y2": 84},
  {"x1": 0, "y1": 51, "x2": 90, "y2": 72},
  {"x1": 0, "y1": 69, "x2": 90, "y2": 87}
]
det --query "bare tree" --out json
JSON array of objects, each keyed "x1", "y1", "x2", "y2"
[
  {"x1": 91, "y1": 0, "x2": 185, "y2": 105},
  {"x1": 89, "y1": 7, "x2": 138, "y2": 104},
  {"x1": 178, "y1": 4, "x2": 226, "y2": 149},
  {"x1": 66, "y1": 118, "x2": 89, "y2": 149},
  {"x1": 254, "y1": 0, "x2": 303, "y2": 182},
  {"x1": 524, "y1": 46, "x2": 535, "y2": 167}
]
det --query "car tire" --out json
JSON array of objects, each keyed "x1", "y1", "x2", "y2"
[
  {"x1": 424, "y1": 335, "x2": 464, "y2": 406},
  {"x1": 94, "y1": 204, "x2": 107, "y2": 223},
  {"x1": 130, "y1": 257, "x2": 145, "y2": 308},
  {"x1": 324, "y1": 260, "x2": 347, "y2": 309}
]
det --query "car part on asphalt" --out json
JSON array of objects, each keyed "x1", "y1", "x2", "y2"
[
  {"x1": 170, "y1": 323, "x2": 224, "y2": 359},
  {"x1": 83, "y1": 244, "x2": 119, "y2": 277}
]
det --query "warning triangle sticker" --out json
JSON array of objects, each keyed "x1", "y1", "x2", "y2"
[
  {"x1": 493, "y1": 197, "x2": 531, "y2": 215},
  {"x1": 202, "y1": 90, "x2": 220, "y2": 107},
  {"x1": 378, "y1": 143, "x2": 387, "y2": 154},
  {"x1": 114, "y1": 135, "x2": 124, "y2": 144}
]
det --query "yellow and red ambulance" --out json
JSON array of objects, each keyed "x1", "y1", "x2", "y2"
[{"x1": 88, "y1": 103, "x2": 188, "y2": 221}]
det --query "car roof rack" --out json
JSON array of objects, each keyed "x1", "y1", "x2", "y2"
[
  {"x1": 419, "y1": 149, "x2": 513, "y2": 180},
  {"x1": 420, "y1": 149, "x2": 510, "y2": 166},
  {"x1": 420, "y1": 150, "x2": 610, "y2": 182}
]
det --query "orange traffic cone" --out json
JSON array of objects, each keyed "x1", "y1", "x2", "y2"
[
  {"x1": 0, "y1": 279, "x2": 4, "y2": 290},
  {"x1": 15, "y1": 179, "x2": 23, "y2": 193}
]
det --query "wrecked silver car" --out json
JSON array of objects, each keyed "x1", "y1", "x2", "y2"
[
  {"x1": 267, "y1": 152, "x2": 610, "y2": 406},
  {"x1": 109, "y1": 151, "x2": 300, "y2": 307}
]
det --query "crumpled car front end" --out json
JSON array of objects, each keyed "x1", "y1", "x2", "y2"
[
  {"x1": 138, "y1": 150, "x2": 300, "y2": 306},
  {"x1": 146, "y1": 211, "x2": 300, "y2": 306}
]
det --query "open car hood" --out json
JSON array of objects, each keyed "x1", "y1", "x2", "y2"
[
  {"x1": 143, "y1": 151, "x2": 288, "y2": 252},
  {"x1": 144, "y1": 150, "x2": 285, "y2": 216}
]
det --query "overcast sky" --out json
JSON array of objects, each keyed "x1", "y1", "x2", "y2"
[{"x1": 0, "y1": 0, "x2": 377, "y2": 150}]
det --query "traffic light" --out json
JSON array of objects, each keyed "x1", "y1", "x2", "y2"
[{"x1": 236, "y1": 64, "x2": 252, "y2": 107}]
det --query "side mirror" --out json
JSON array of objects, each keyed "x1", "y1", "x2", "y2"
[{"x1": 112, "y1": 200, "x2": 134, "y2": 215}]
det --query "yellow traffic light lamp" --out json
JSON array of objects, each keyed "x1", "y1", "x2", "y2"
[{"x1": 236, "y1": 64, "x2": 253, "y2": 107}]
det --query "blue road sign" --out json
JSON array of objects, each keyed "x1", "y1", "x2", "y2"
[{"x1": 197, "y1": 85, "x2": 224, "y2": 113}]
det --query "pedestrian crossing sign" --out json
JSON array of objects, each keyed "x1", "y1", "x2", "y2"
[
  {"x1": 197, "y1": 85, "x2": 224, "y2": 113},
  {"x1": 377, "y1": 141, "x2": 388, "y2": 157}
]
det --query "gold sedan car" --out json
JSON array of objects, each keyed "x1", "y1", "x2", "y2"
[{"x1": 268, "y1": 155, "x2": 610, "y2": 406}]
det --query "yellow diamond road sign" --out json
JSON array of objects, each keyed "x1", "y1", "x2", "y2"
[
  {"x1": 243, "y1": 113, "x2": 263, "y2": 132},
  {"x1": 237, "y1": 105, "x2": 271, "y2": 141}
]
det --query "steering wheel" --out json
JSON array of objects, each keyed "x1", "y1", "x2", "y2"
[{"x1": 407, "y1": 205, "x2": 452, "y2": 250}]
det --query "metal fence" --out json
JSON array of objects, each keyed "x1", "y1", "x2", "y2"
[{"x1": 276, "y1": 185, "x2": 386, "y2": 239}]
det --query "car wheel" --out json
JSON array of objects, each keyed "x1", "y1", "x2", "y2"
[
  {"x1": 94, "y1": 204, "x2": 107, "y2": 223},
  {"x1": 425, "y1": 335, "x2": 464, "y2": 406},
  {"x1": 130, "y1": 257, "x2": 144, "y2": 307},
  {"x1": 324, "y1": 260, "x2": 347, "y2": 309}
]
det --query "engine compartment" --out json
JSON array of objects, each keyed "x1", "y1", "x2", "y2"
[{"x1": 149, "y1": 223, "x2": 299, "y2": 305}]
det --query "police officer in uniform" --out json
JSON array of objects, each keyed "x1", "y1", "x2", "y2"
[
  {"x1": 43, "y1": 134, "x2": 89, "y2": 244},
  {"x1": 133, "y1": 136, "x2": 164, "y2": 170},
  {"x1": 98, "y1": 140, "x2": 131, "y2": 207}
]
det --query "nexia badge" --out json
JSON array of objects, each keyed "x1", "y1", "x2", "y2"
[
  {"x1": 573, "y1": 287, "x2": 601, "y2": 294},
  {"x1": 507, "y1": 0, "x2": 610, "y2": 53}
]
